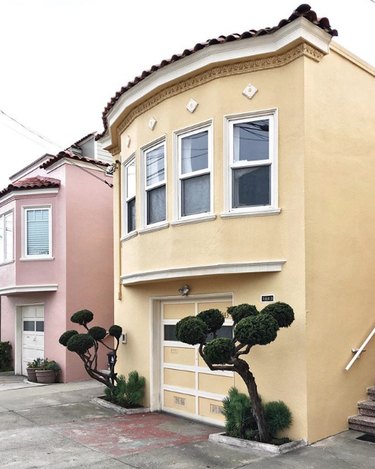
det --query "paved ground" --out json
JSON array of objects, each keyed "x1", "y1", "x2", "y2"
[{"x1": 0, "y1": 374, "x2": 374, "y2": 468}]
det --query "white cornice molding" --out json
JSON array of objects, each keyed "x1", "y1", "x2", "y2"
[
  {"x1": 330, "y1": 42, "x2": 375, "y2": 76},
  {"x1": 44, "y1": 157, "x2": 110, "y2": 174},
  {"x1": 121, "y1": 260, "x2": 286, "y2": 285},
  {"x1": 0, "y1": 284, "x2": 58, "y2": 295},
  {"x1": 104, "y1": 18, "x2": 331, "y2": 149},
  {"x1": 0, "y1": 188, "x2": 59, "y2": 205}
]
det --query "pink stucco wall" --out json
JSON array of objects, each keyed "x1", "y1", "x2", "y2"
[
  {"x1": 0, "y1": 160, "x2": 113, "y2": 382},
  {"x1": 64, "y1": 164, "x2": 114, "y2": 382}
]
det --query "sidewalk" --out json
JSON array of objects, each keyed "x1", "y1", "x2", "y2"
[{"x1": 0, "y1": 374, "x2": 374, "y2": 468}]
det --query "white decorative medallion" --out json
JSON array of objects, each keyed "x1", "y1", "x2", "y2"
[
  {"x1": 125, "y1": 135, "x2": 131, "y2": 147},
  {"x1": 148, "y1": 117, "x2": 157, "y2": 130},
  {"x1": 242, "y1": 83, "x2": 258, "y2": 99},
  {"x1": 186, "y1": 98, "x2": 198, "y2": 113}
]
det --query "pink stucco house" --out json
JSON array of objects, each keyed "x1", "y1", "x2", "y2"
[{"x1": 0, "y1": 134, "x2": 114, "y2": 382}]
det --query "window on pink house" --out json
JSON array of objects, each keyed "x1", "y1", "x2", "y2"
[
  {"x1": 0, "y1": 211, "x2": 13, "y2": 264},
  {"x1": 24, "y1": 207, "x2": 51, "y2": 257}
]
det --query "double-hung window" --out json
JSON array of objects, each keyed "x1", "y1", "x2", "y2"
[
  {"x1": 178, "y1": 125, "x2": 212, "y2": 218},
  {"x1": 144, "y1": 142, "x2": 166, "y2": 226},
  {"x1": 24, "y1": 207, "x2": 51, "y2": 258},
  {"x1": 123, "y1": 158, "x2": 136, "y2": 234},
  {"x1": 0, "y1": 211, "x2": 13, "y2": 264},
  {"x1": 228, "y1": 110, "x2": 277, "y2": 213}
]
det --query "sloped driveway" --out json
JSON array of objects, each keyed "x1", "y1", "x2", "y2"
[{"x1": 0, "y1": 374, "x2": 374, "y2": 468}]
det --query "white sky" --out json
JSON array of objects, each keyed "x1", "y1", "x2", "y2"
[{"x1": 0, "y1": 0, "x2": 373, "y2": 190}]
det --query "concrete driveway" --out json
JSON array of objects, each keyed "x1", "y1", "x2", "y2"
[{"x1": 0, "y1": 374, "x2": 374, "y2": 468}]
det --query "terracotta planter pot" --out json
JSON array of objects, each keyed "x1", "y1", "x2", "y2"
[
  {"x1": 35, "y1": 369, "x2": 57, "y2": 384},
  {"x1": 26, "y1": 367, "x2": 37, "y2": 382}
]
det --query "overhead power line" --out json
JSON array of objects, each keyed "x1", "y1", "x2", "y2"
[{"x1": 0, "y1": 108, "x2": 63, "y2": 149}]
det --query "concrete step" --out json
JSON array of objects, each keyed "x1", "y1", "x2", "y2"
[
  {"x1": 348, "y1": 415, "x2": 375, "y2": 435},
  {"x1": 368, "y1": 387, "x2": 375, "y2": 401},
  {"x1": 358, "y1": 400, "x2": 375, "y2": 417}
]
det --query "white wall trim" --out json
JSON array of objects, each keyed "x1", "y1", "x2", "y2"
[
  {"x1": 0, "y1": 284, "x2": 58, "y2": 295},
  {"x1": 171, "y1": 214, "x2": 216, "y2": 226},
  {"x1": 122, "y1": 260, "x2": 286, "y2": 285},
  {"x1": 104, "y1": 18, "x2": 331, "y2": 147},
  {"x1": 221, "y1": 208, "x2": 281, "y2": 218},
  {"x1": 44, "y1": 157, "x2": 110, "y2": 174},
  {"x1": 0, "y1": 188, "x2": 59, "y2": 205}
]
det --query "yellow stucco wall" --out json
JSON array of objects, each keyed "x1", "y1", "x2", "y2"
[
  {"x1": 108, "y1": 41, "x2": 374, "y2": 443},
  {"x1": 304, "y1": 47, "x2": 375, "y2": 442},
  {"x1": 119, "y1": 58, "x2": 306, "y2": 275},
  {"x1": 111, "y1": 54, "x2": 309, "y2": 440}
]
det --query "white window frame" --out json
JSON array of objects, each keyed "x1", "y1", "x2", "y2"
[
  {"x1": 23, "y1": 206, "x2": 52, "y2": 259},
  {"x1": 224, "y1": 109, "x2": 279, "y2": 216},
  {"x1": 0, "y1": 210, "x2": 14, "y2": 264},
  {"x1": 142, "y1": 140, "x2": 167, "y2": 228},
  {"x1": 122, "y1": 156, "x2": 137, "y2": 237},
  {"x1": 175, "y1": 122, "x2": 213, "y2": 221}
]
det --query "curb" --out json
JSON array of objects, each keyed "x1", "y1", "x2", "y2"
[
  {"x1": 209, "y1": 432, "x2": 307, "y2": 454},
  {"x1": 91, "y1": 396, "x2": 150, "y2": 415}
]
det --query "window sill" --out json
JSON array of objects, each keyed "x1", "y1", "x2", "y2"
[
  {"x1": 139, "y1": 222, "x2": 169, "y2": 235},
  {"x1": 0, "y1": 260, "x2": 15, "y2": 266},
  {"x1": 20, "y1": 256, "x2": 55, "y2": 262},
  {"x1": 121, "y1": 231, "x2": 138, "y2": 242},
  {"x1": 171, "y1": 214, "x2": 217, "y2": 226},
  {"x1": 220, "y1": 208, "x2": 281, "y2": 219}
]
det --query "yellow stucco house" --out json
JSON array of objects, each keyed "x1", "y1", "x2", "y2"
[{"x1": 99, "y1": 4, "x2": 375, "y2": 443}]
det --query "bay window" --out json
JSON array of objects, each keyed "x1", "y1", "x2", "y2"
[
  {"x1": 178, "y1": 125, "x2": 212, "y2": 218},
  {"x1": 123, "y1": 158, "x2": 136, "y2": 234},
  {"x1": 144, "y1": 142, "x2": 166, "y2": 226},
  {"x1": 227, "y1": 110, "x2": 277, "y2": 213}
]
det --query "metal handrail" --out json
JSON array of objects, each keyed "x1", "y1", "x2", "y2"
[{"x1": 345, "y1": 326, "x2": 375, "y2": 371}]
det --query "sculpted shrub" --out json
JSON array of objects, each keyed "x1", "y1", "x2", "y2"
[{"x1": 176, "y1": 302, "x2": 295, "y2": 443}]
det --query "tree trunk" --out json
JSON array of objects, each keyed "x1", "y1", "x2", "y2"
[{"x1": 235, "y1": 358, "x2": 270, "y2": 443}]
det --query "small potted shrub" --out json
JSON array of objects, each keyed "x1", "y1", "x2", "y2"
[
  {"x1": 35, "y1": 358, "x2": 60, "y2": 384},
  {"x1": 26, "y1": 357, "x2": 43, "y2": 382}
]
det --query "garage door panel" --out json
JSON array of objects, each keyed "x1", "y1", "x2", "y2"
[
  {"x1": 23, "y1": 335, "x2": 44, "y2": 350},
  {"x1": 199, "y1": 373, "x2": 234, "y2": 395},
  {"x1": 197, "y1": 301, "x2": 231, "y2": 315},
  {"x1": 164, "y1": 346, "x2": 195, "y2": 366},
  {"x1": 198, "y1": 354, "x2": 210, "y2": 368},
  {"x1": 21, "y1": 306, "x2": 44, "y2": 375},
  {"x1": 164, "y1": 390, "x2": 195, "y2": 414},
  {"x1": 163, "y1": 303, "x2": 195, "y2": 320},
  {"x1": 161, "y1": 298, "x2": 233, "y2": 424},
  {"x1": 198, "y1": 397, "x2": 225, "y2": 422},
  {"x1": 164, "y1": 369, "x2": 195, "y2": 388}
]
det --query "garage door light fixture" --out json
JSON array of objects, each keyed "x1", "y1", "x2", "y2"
[{"x1": 178, "y1": 284, "x2": 190, "y2": 296}]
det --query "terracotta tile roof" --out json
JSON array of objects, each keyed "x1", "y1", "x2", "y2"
[
  {"x1": 0, "y1": 176, "x2": 60, "y2": 198},
  {"x1": 40, "y1": 150, "x2": 110, "y2": 170},
  {"x1": 98, "y1": 4, "x2": 337, "y2": 137}
]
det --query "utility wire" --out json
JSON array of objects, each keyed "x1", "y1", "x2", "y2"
[
  {"x1": 1, "y1": 107, "x2": 113, "y2": 188},
  {"x1": 68, "y1": 159, "x2": 113, "y2": 188},
  {"x1": 0, "y1": 108, "x2": 63, "y2": 149}
]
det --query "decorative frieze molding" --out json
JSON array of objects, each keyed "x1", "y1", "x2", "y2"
[{"x1": 112, "y1": 42, "x2": 323, "y2": 152}]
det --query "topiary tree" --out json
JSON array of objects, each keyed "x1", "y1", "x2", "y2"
[
  {"x1": 59, "y1": 309, "x2": 122, "y2": 389},
  {"x1": 176, "y1": 302, "x2": 294, "y2": 443}
]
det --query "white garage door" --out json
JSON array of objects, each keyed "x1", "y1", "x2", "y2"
[
  {"x1": 21, "y1": 305, "x2": 44, "y2": 375},
  {"x1": 161, "y1": 298, "x2": 234, "y2": 425}
]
